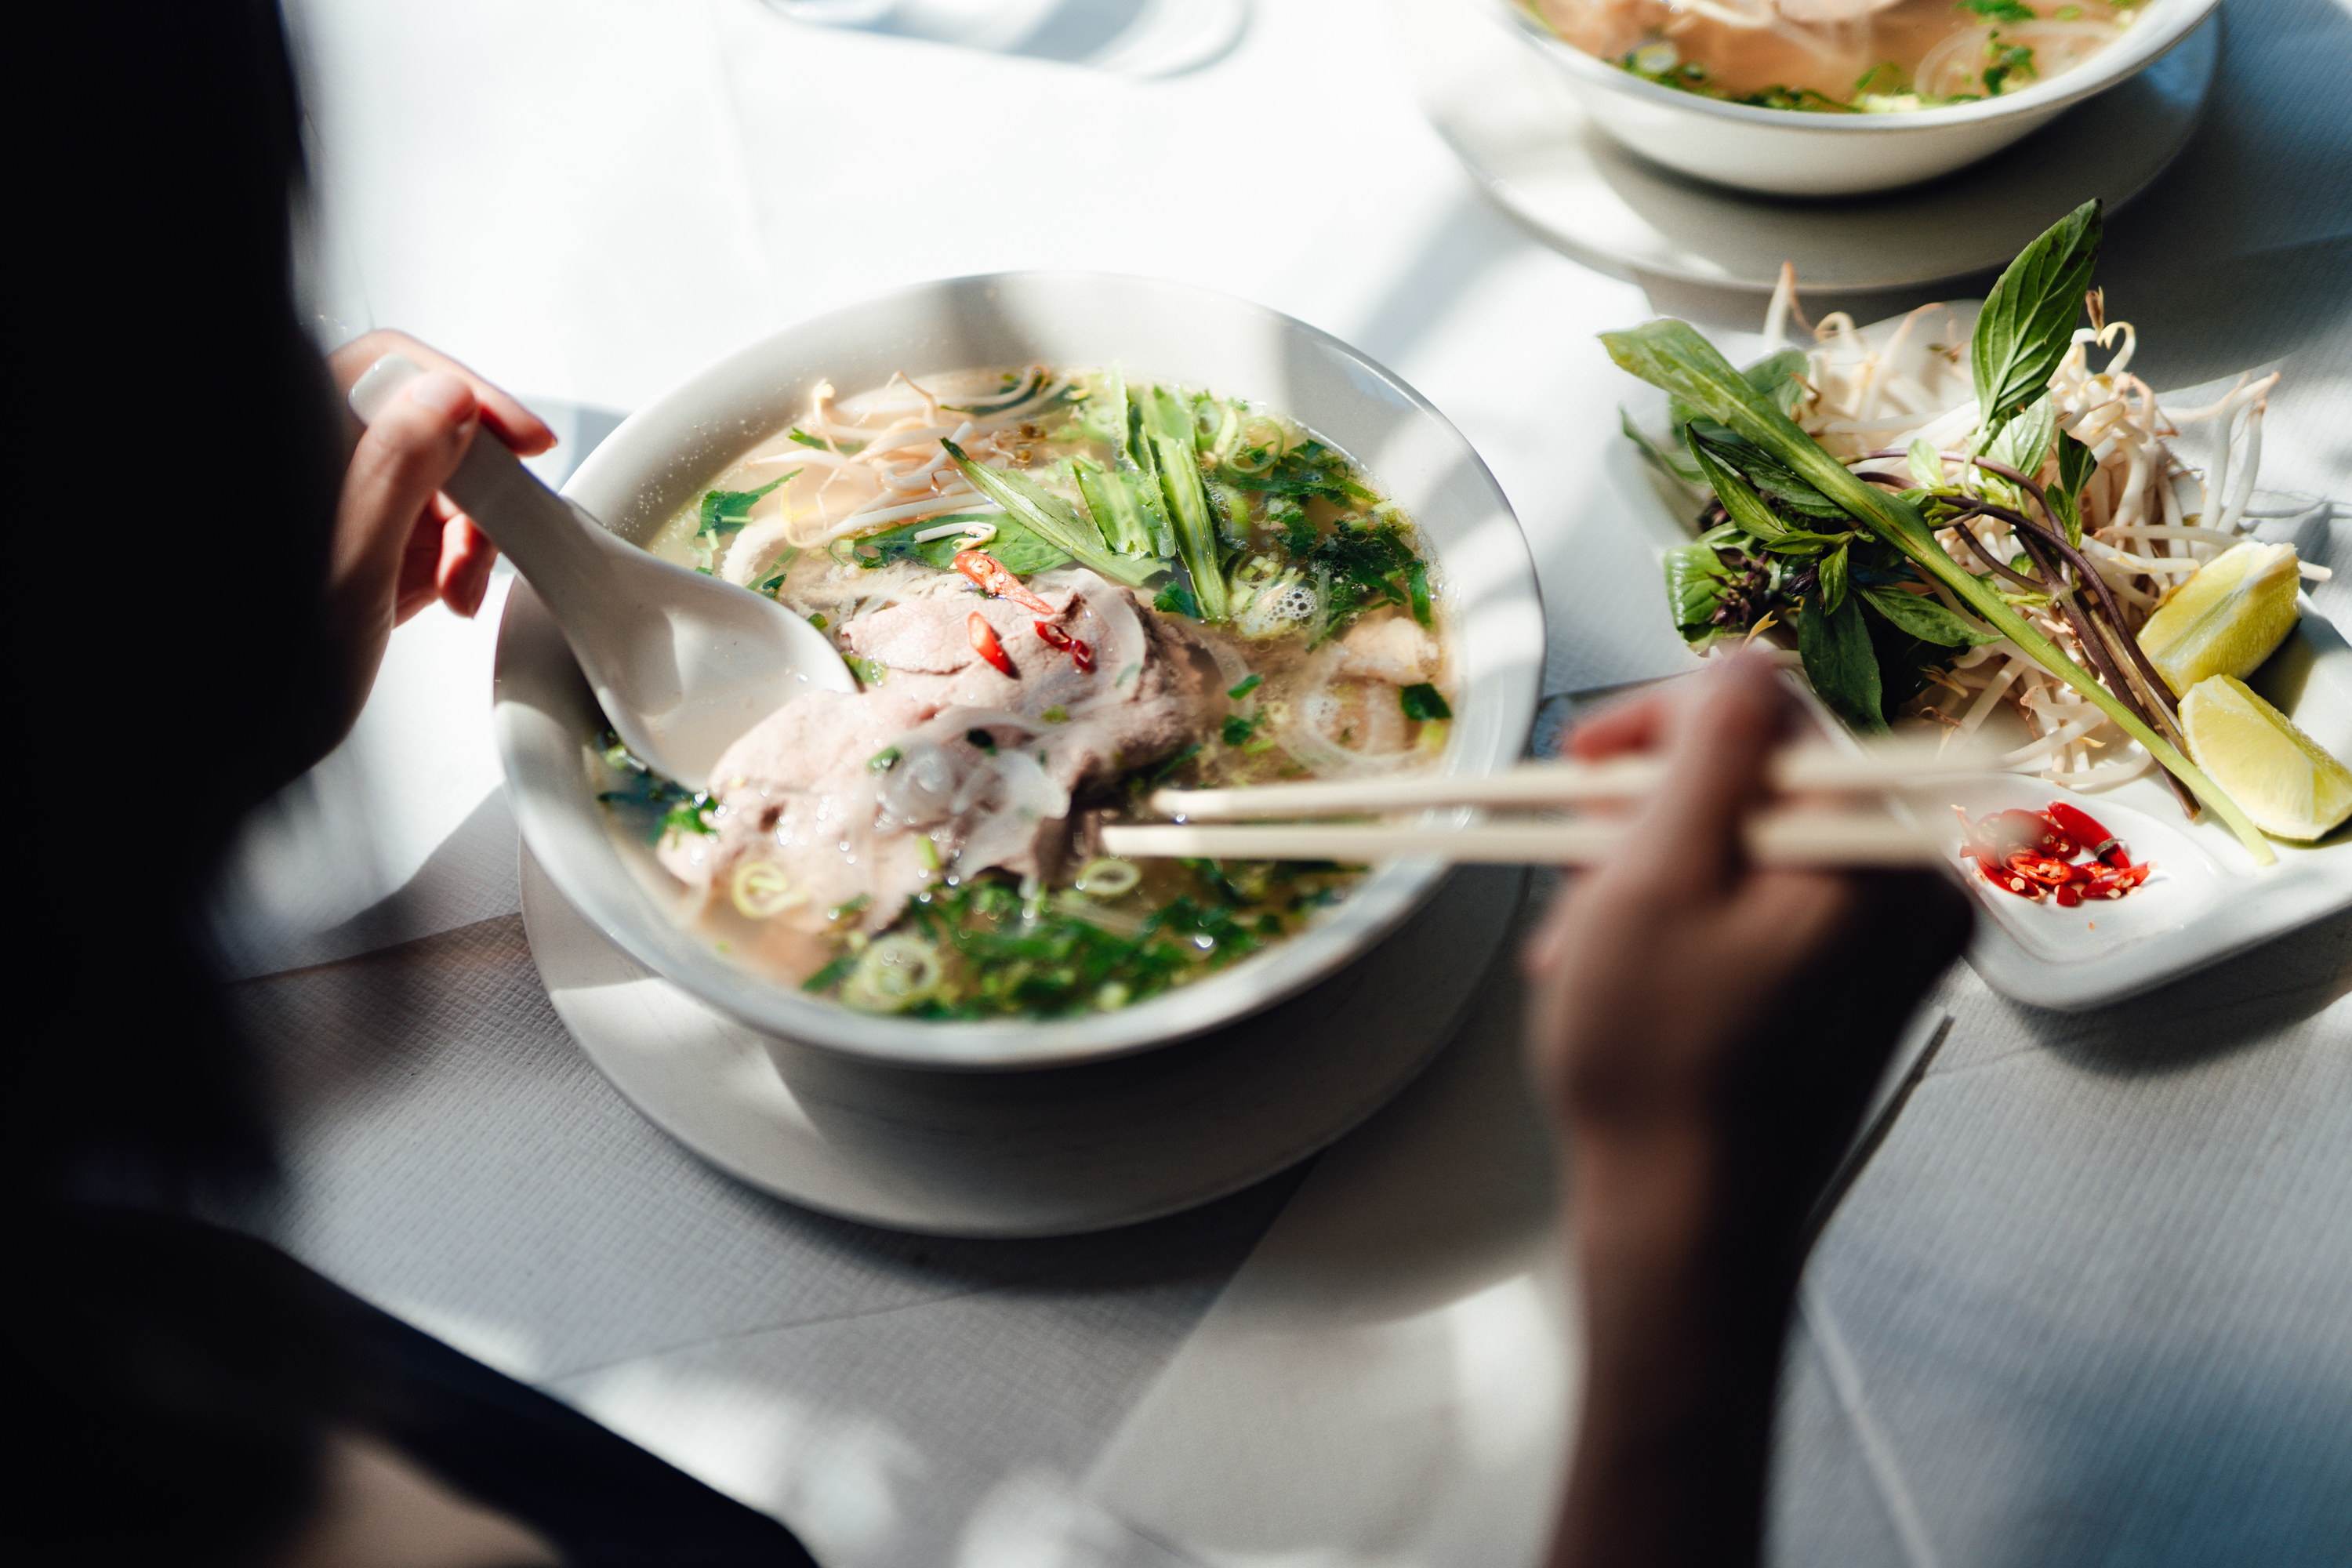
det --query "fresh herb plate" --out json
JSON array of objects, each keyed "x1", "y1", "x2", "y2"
[{"x1": 1607, "y1": 423, "x2": 2352, "y2": 1010}]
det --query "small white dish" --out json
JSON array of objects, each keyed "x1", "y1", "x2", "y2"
[
  {"x1": 1607, "y1": 437, "x2": 2352, "y2": 1011},
  {"x1": 1494, "y1": 0, "x2": 2220, "y2": 195},
  {"x1": 521, "y1": 849, "x2": 1527, "y2": 1236},
  {"x1": 495, "y1": 273, "x2": 1545, "y2": 1069},
  {"x1": 1394, "y1": 0, "x2": 2220, "y2": 291}
]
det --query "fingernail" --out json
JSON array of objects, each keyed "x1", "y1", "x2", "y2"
[{"x1": 407, "y1": 370, "x2": 474, "y2": 421}]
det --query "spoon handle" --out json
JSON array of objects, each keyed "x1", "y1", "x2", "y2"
[{"x1": 347, "y1": 352, "x2": 633, "y2": 592}]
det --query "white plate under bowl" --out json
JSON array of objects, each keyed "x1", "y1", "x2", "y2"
[
  {"x1": 522, "y1": 849, "x2": 1528, "y2": 1236},
  {"x1": 1394, "y1": 0, "x2": 2219, "y2": 291},
  {"x1": 1607, "y1": 437, "x2": 2352, "y2": 1011},
  {"x1": 495, "y1": 272, "x2": 1545, "y2": 1070}
]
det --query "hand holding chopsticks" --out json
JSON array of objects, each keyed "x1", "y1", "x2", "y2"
[{"x1": 1099, "y1": 735, "x2": 1989, "y2": 867}]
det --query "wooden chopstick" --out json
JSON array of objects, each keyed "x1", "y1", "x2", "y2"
[
  {"x1": 1100, "y1": 812, "x2": 1943, "y2": 867},
  {"x1": 1149, "y1": 737, "x2": 1991, "y2": 822}
]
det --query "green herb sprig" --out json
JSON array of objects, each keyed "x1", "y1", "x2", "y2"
[{"x1": 1601, "y1": 201, "x2": 2272, "y2": 862}]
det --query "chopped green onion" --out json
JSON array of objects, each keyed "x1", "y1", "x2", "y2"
[
  {"x1": 1399, "y1": 684, "x2": 1452, "y2": 722},
  {"x1": 1075, "y1": 858, "x2": 1142, "y2": 898}
]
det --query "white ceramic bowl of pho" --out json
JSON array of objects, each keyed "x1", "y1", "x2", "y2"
[
  {"x1": 494, "y1": 273, "x2": 1544, "y2": 1071},
  {"x1": 1497, "y1": 0, "x2": 2219, "y2": 196}
]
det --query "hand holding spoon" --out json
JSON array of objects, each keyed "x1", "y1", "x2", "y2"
[{"x1": 349, "y1": 353, "x2": 853, "y2": 789}]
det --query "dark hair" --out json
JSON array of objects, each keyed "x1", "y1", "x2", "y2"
[
  {"x1": 20, "y1": 0, "x2": 343, "y2": 1210},
  {"x1": 20, "y1": 5, "x2": 355, "y2": 1561}
]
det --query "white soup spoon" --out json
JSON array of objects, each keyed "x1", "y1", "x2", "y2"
[{"x1": 349, "y1": 353, "x2": 853, "y2": 789}]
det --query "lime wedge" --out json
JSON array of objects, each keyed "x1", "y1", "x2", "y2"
[
  {"x1": 2136, "y1": 540, "x2": 2303, "y2": 696},
  {"x1": 2179, "y1": 675, "x2": 2352, "y2": 841}
]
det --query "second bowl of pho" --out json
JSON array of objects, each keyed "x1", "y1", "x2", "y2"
[
  {"x1": 1501, "y1": 0, "x2": 2218, "y2": 194},
  {"x1": 494, "y1": 274, "x2": 1544, "y2": 1069}
]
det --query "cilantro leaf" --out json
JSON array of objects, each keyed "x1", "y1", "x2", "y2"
[{"x1": 1399, "y1": 683, "x2": 1453, "y2": 722}]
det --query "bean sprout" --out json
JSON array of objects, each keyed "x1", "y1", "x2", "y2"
[{"x1": 1781, "y1": 284, "x2": 2285, "y2": 792}]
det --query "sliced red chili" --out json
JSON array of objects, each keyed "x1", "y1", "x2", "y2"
[
  {"x1": 1033, "y1": 621, "x2": 1096, "y2": 673},
  {"x1": 1977, "y1": 860, "x2": 2044, "y2": 899},
  {"x1": 1980, "y1": 808, "x2": 2073, "y2": 861},
  {"x1": 2006, "y1": 852, "x2": 2074, "y2": 886},
  {"x1": 953, "y1": 550, "x2": 1056, "y2": 615},
  {"x1": 2044, "y1": 800, "x2": 2128, "y2": 866},
  {"x1": 967, "y1": 612, "x2": 1016, "y2": 677},
  {"x1": 2083, "y1": 862, "x2": 2153, "y2": 898},
  {"x1": 1958, "y1": 801, "x2": 2149, "y2": 906}
]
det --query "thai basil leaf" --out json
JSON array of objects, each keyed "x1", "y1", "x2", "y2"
[
  {"x1": 1907, "y1": 437, "x2": 1945, "y2": 491},
  {"x1": 1971, "y1": 200, "x2": 2101, "y2": 436},
  {"x1": 1820, "y1": 539, "x2": 1851, "y2": 615},
  {"x1": 1860, "y1": 586, "x2": 2000, "y2": 646},
  {"x1": 1663, "y1": 542, "x2": 1730, "y2": 637},
  {"x1": 2051, "y1": 429, "x2": 2097, "y2": 546},
  {"x1": 2056, "y1": 426, "x2": 2097, "y2": 494},
  {"x1": 1987, "y1": 391, "x2": 2058, "y2": 476},
  {"x1": 1798, "y1": 592, "x2": 1885, "y2": 732},
  {"x1": 2048, "y1": 485, "x2": 2084, "y2": 550}
]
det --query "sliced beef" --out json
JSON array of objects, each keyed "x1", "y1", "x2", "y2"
[{"x1": 663, "y1": 571, "x2": 1219, "y2": 934}]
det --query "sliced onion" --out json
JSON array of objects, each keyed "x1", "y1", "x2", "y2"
[
  {"x1": 840, "y1": 935, "x2": 943, "y2": 1014},
  {"x1": 730, "y1": 860, "x2": 806, "y2": 919},
  {"x1": 877, "y1": 741, "x2": 964, "y2": 827}
]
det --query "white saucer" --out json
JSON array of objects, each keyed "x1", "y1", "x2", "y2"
[
  {"x1": 521, "y1": 851, "x2": 1529, "y2": 1236},
  {"x1": 1392, "y1": 0, "x2": 2220, "y2": 292}
]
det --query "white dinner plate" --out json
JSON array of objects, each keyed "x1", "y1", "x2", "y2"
[
  {"x1": 521, "y1": 849, "x2": 1530, "y2": 1236},
  {"x1": 1392, "y1": 0, "x2": 2220, "y2": 292},
  {"x1": 1606, "y1": 438, "x2": 2352, "y2": 1011}
]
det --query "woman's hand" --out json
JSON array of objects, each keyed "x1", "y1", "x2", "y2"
[
  {"x1": 320, "y1": 329, "x2": 556, "y2": 731},
  {"x1": 1528, "y1": 652, "x2": 1968, "y2": 1566}
]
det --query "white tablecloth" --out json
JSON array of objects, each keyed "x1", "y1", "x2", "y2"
[{"x1": 230, "y1": 1, "x2": 2352, "y2": 1562}]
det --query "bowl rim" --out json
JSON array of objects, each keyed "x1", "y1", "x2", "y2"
[
  {"x1": 1496, "y1": 0, "x2": 2219, "y2": 132},
  {"x1": 499, "y1": 270, "x2": 1544, "y2": 1073}
]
